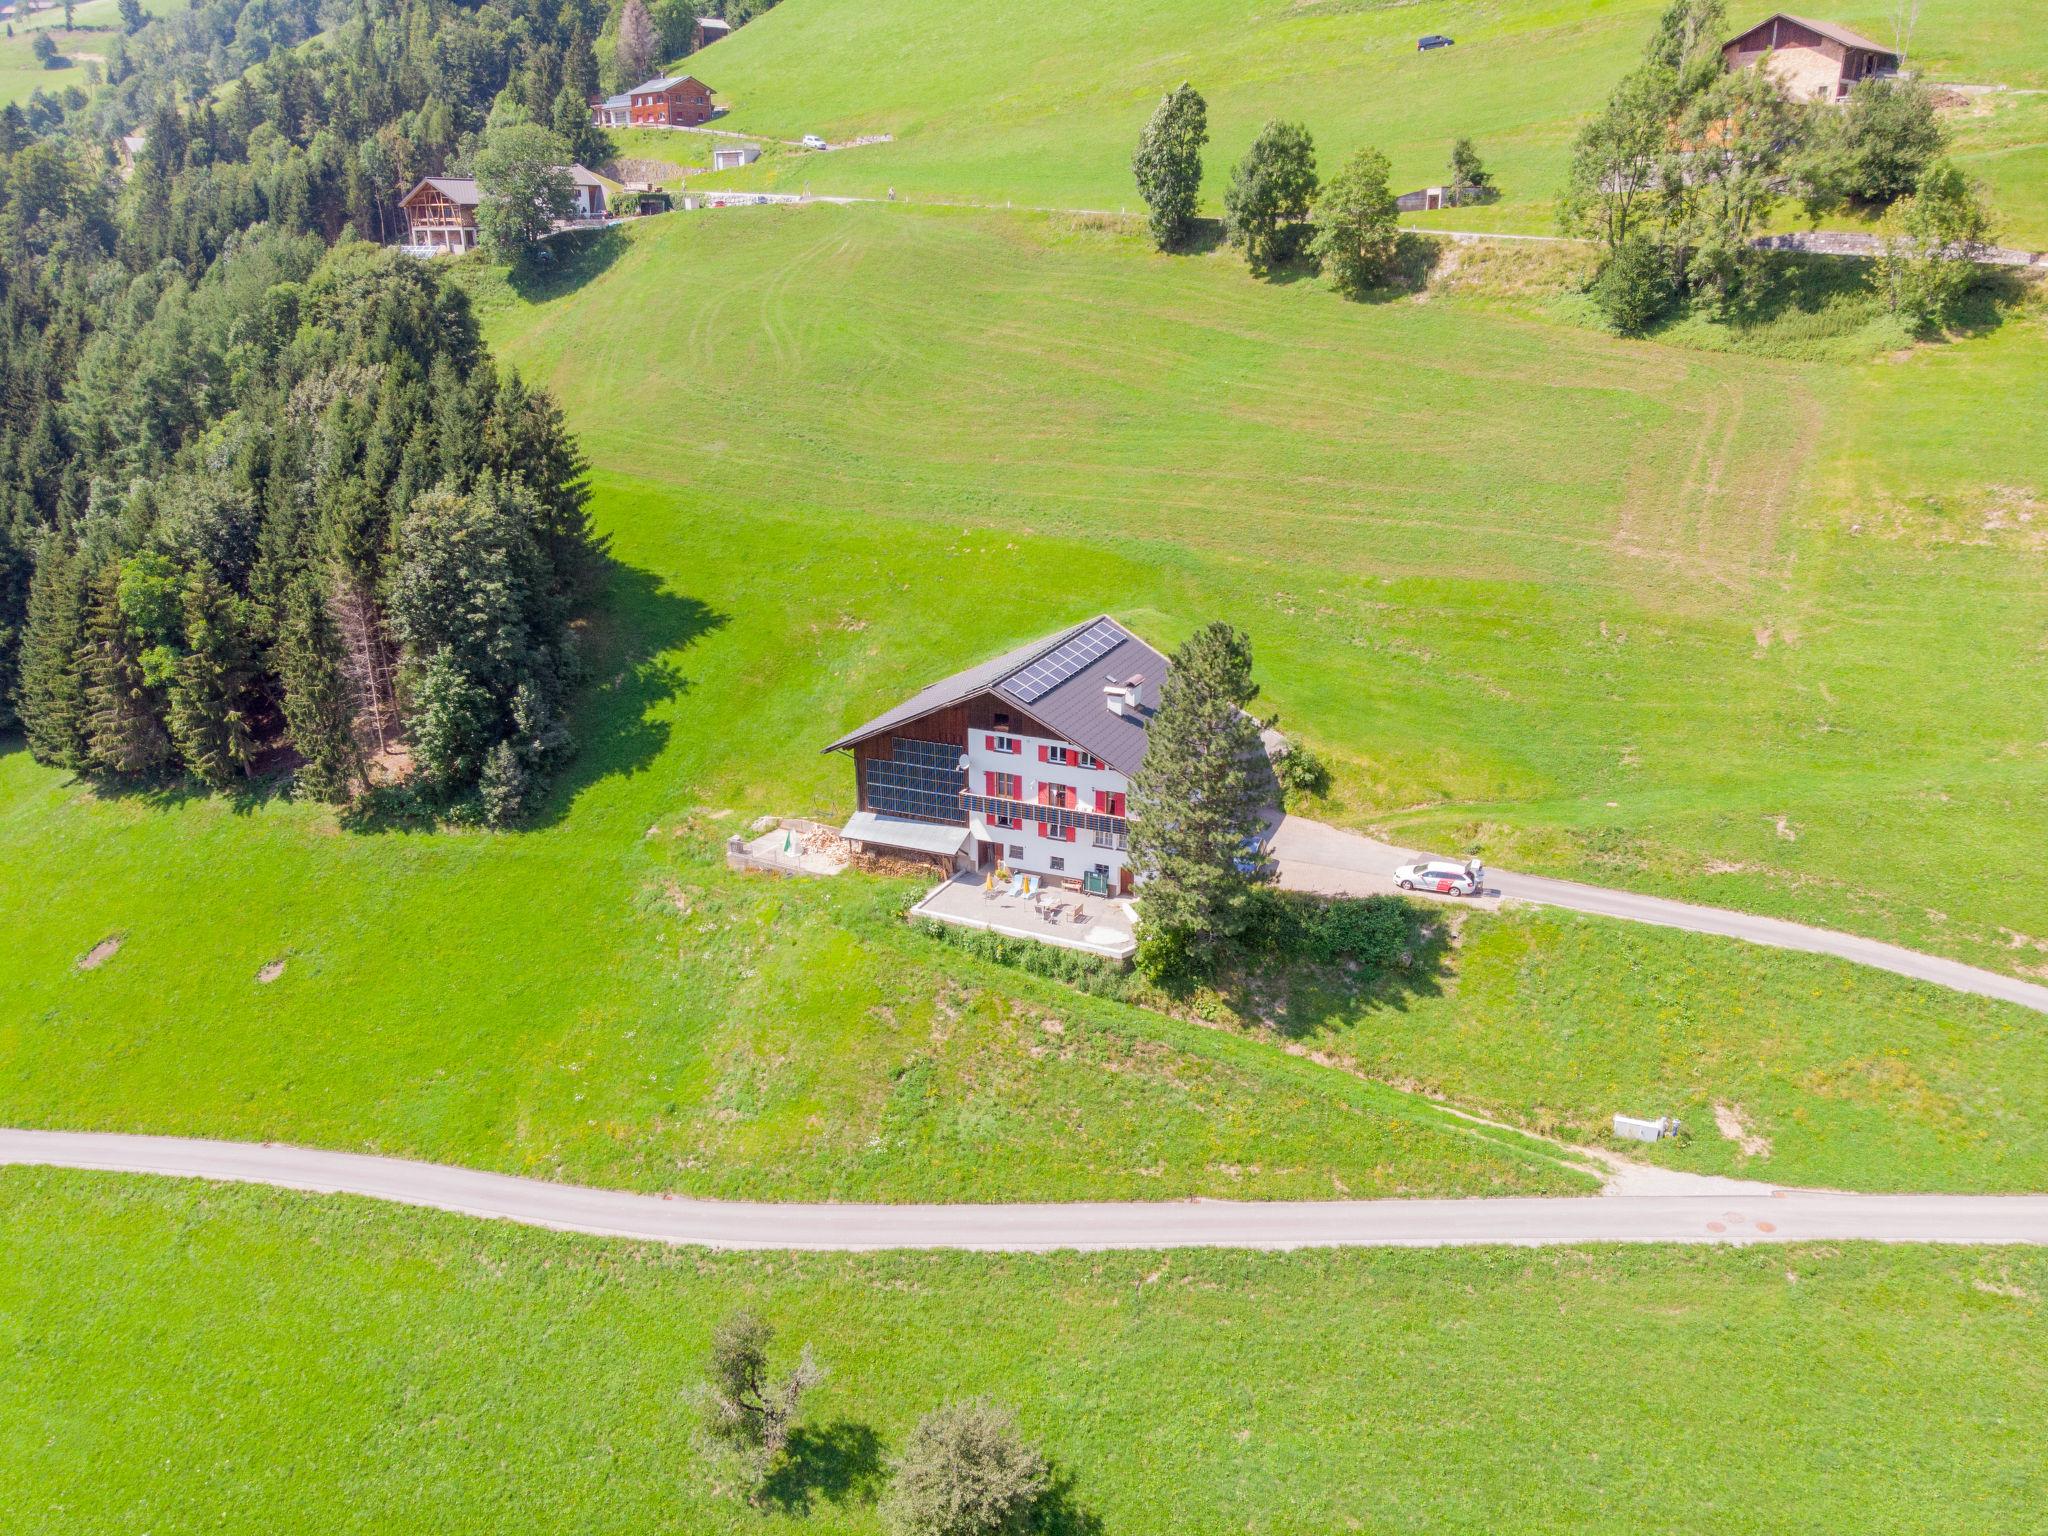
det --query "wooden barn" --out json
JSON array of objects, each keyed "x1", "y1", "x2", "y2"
[
  {"x1": 627, "y1": 74, "x2": 715, "y2": 127},
  {"x1": 1722, "y1": 14, "x2": 1899, "y2": 100},
  {"x1": 694, "y1": 15, "x2": 731, "y2": 49}
]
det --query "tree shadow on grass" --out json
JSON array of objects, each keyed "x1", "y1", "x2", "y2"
[
  {"x1": 1033, "y1": 1469, "x2": 1107, "y2": 1535},
  {"x1": 761, "y1": 1421, "x2": 887, "y2": 1515},
  {"x1": 522, "y1": 559, "x2": 728, "y2": 829},
  {"x1": 507, "y1": 224, "x2": 630, "y2": 303},
  {"x1": 1197, "y1": 898, "x2": 1459, "y2": 1041}
]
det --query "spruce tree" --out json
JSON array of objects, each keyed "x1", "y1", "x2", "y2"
[
  {"x1": 17, "y1": 538, "x2": 93, "y2": 768},
  {"x1": 277, "y1": 572, "x2": 363, "y2": 802},
  {"x1": 615, "y1": 0, "x2": 660, "y2": 88},
  {"x1": 83, "y1": 566, "x2": 174, "y2": 777},
  {"x1": 1125, "y1": 622, "x2": 1271, "y2": 982},
  {"x1": 1132, "y1": 83, "x2": 1208, "y2": 252},
  {"x1": 167, "y1": 569, "x2": 259, "y2": 788}
]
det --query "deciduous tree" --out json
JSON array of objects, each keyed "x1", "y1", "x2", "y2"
[
  {"x1": 1131, "y1": 82, "x2": 1208, "y2": 251},
  {"x1": 472, "y1": 121, "x2": 576, "y2": 261},
  {"x1": 1223, "y1": 119, "x2": 1317, "y2": 272},
  {"x1": 1309, "y1": 144, "x2": 1399, "y2": 297},
  {"x1": 699, "y1": 1310, "x2": 823, "y2": 1490},
  {"x1": 1873, "y1": 159, "x2": 1994, "y2": 326},
  {"x1": 881, "y1": 1398, "x2": 1052, "y2": 1536}
]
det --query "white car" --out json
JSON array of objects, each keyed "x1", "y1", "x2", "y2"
[
  {"x1": 801, "y1": 134, "x2": 829, "y2": 150},
  {"x1": 1395, "y1": 859, "x2": 1483, "y2": 897}
]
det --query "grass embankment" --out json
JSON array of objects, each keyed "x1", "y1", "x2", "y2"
[
  {"x1": 4, "y1": 201, "x2": 2044, "y2": 1197},
  {"x1": 679, "y1": 0, "x2": 2048, "y2": 243},
  {"x1": 3, "y1": 1171, "x2": 2043, "y2": 1534}
]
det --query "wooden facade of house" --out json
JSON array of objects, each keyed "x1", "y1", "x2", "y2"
[
  {"x1": 628, "y1": 75, "x2": 715, "y2": 127},
  {"x1": 397, "y1": 178, "x2": 480, "y2": 254},
  {"x1": 1722, "y1": 14, "x2": 1899, "y2": 100}
]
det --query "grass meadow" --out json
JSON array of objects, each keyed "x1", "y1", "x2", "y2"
[
  {"x1": 681, "y1": 0, "x2": 2048, "y2": 243},
  {"x1": 3, "y1": 201, "x2": 2045, "y2": 1197},
  {"x1": 4, "y1": 1170, "x2": 2044, "y2": 1534},
  {"x1": 0, "y1": 0, "x2": 181, "y2": 108}
]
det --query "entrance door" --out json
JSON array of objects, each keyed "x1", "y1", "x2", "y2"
[{"x1": 977, "y1": 840, "x2": 1001, "y2": 868}]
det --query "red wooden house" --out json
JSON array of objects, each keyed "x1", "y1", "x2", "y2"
[{"x1": 627, "y1": 74, "x2": 714, "y2": 127}]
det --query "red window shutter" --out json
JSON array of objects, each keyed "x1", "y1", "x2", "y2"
[
  {"x1": 985, "y1": 735, "x2": 995, "y2": 751},
  {"x1": 1065, "y1": 825, "x2": 1077, "y2": 843},
  {"x1": 985, "y1": 772, "x2": 996, "y2": 795},
  {"x1": 1110, "y1": 793, "x2": 1125, "y2": 817},
  {"x1": 1094, "y1": 789, "x2": 1107, "y2": 814},
  {"x1": 1038, "y1": 744, "x2": 1049, "y2": 763}
]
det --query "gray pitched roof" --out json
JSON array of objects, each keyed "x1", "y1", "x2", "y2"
[
  {"x1": 824, "y1": 617, "x2": 1171, "y2": 776},
  {"x1": 409, "y1": 176, "x2": 480, "y2": 205},
  {"x1": 628, "y1": 73, "x2": 705, "y2": 95}
]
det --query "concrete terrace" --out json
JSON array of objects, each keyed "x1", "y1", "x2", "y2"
[{"x1": 911, "y1": 872, "x2": 1138, "y2": 961}]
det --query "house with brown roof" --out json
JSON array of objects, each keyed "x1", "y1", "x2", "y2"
[{"x1": 1722, "y1": 14, "x2": 1900, "y2": 100}]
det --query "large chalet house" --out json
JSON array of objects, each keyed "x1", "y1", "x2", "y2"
[
  {"x1": 826, "y1": 617, "x2": 1169, "y2": 895},
  {"x1": 627, "y1": 74, "x2": 714, "y2": 127},
  {"x1": 397, "y1": 168, "x2": 609, "y2": 255},
  {"x1": 1722, "y1": 13, "x2": 1900, "y2": 100}
]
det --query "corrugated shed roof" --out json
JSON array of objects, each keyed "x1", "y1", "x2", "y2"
[{"x1": 823, "y1": 617, "x2": 1172, "y2": 776}]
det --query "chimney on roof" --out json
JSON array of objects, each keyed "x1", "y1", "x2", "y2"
[{"x1": 1104, "y1": 673, "x2": 1147, "y2": 716}]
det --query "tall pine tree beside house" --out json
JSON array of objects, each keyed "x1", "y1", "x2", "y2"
[{"x1": 1125, "y1": 622, "x2": 1272, "y2": 982}]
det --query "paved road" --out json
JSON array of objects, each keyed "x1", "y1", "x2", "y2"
[
  {"x1": 7, "y1": 1131, "x2": 2048, "y2": 1251},
  {"x1": 1265, "y1": 815, "x2": 2048, "y2": 1015}
]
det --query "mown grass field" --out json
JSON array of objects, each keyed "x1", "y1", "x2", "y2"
[
  {"x1": 0, "y1": 0, "x2": 180, "y2": 108},
  {"x1": 4, "y1": 1171, "x2": 2043, "y2": 1534},
  {"x1": 4, "y1": 199, "x2": 2045, "y2": 1197},
  {"x1": 683, "y1": 0, "x2": 2048, "y2": 242}
]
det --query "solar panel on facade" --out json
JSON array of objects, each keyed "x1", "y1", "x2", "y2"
[{"x1": 999, "y1": 618, "x2": 1126, "y2": 705}]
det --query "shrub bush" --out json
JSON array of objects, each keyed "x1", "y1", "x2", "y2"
[
  {"x1": 1275, "y1": 742, "x2": 1331, "y2": 800},
  {"x1": 914, "y1": 920, "x2": 1138, "y2": 999},
  {"x1": 1240, "y1": 887, "x2": 1413, "y2": 968},
  {"x1": 881, "y1": 1397, "x2": 1051, "y2": 1536},
  {"x1": 1593, "y1": 237, "x2": 1673, "y2": 335}
]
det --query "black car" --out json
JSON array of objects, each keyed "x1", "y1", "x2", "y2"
[{"x1": 1417, "y1": 33, "x2": 1455, "y2": 50}]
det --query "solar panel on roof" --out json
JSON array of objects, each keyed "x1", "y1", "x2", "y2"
[{"x1": 1000, "y1": 619, "x2": 1126, "y2": 705}]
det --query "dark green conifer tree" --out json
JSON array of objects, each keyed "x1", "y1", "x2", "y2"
[
  {"x1": 17, "y1": 537, "x2": 92, "y2": 766},
  {"x1": 83, "y1": 566, "x2": 174, "y2": 776},
  {"x1": 167, "y1": 569, "x2": 260, "y2": 787},
  {"x1": 276, "y1": 572, "x2": 363, "y2": 802},
  {"x1": 1125, "y1": 622, "x2": 1272, "y2": 982}
]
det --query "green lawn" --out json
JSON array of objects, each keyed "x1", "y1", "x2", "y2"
[
  {"x1": 0, "y1": 0, "x2": 182, "y2": 107},
  {"x1": 4, "y1": 1170, "x2": 2043, "y2": 1534},
  {"x1": 4, "y1": 200, "x2": 2045, "y2": 1197},
  {"x1": 679, "y1": 0, "x2": 2048, "y2": 242}
]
